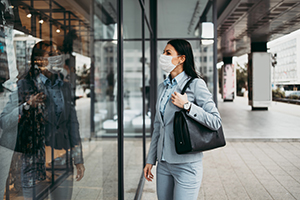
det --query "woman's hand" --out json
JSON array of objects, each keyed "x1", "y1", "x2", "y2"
[
  {"x1": 75, "y1": 163, "x2": 85, "y2": 181},
  {"x1": 27, "y1": 92, "x2": 46, "y2": 108},
  {"x1": 171, "y1": 92, "x2": 188, "y2": 109},
  {"x1": 144, "y1": 163, "x2": 154, "y2": 182}
]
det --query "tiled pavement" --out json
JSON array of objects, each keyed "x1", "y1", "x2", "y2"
[
  {"x1": 142, "y1": 97, "x2": 300, "y2": 200},
  {"x1": 142, "y1": 141, "x2": 300, "y2": 200}
]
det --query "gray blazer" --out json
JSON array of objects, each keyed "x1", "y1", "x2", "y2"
[
  {"x1": 0, "y1": 76, "x2": 83, "y2": 164},
  {"x1": 146, "y1": 72, "x2": 222, "y2": 165}
]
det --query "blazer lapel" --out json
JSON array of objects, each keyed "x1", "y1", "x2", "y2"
[
  {"x1": 157, "y1": 84, "x2": 166, "y2": 125},
  {"x1": 43, "y1": 86, "x2": 56, "y2": 126},
  {"x1": 56, "y1": 84, "x2": 67, "y2": 125}
]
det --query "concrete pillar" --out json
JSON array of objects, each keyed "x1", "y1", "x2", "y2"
[
  {"x1": 222, "y1": 57, "x2": 235, "y2": 102},
  {"x1": 248, "y1": 42, "x2": 272, "y2": 110}
]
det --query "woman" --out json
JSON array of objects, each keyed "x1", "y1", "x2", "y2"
[
  {"x1": 143, "y1": 39, "x2": 221, "y2": 200},
  {"x1": 1, "y1": 41, "x2": 85, "y2": 199}
]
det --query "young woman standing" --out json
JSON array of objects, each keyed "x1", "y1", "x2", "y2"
[{"x1": 144, "y1": 39, "x2": 221, "y2": 200}]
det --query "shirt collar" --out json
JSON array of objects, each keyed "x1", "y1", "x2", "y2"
[
  {"x1": 39, "y1": 73, "x2": 64, "y2": 87},
  {"x1": 163, "y1": 71, "x2": 186, "y2": 86}
]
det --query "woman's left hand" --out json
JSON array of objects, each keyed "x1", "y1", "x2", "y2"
[
  {"x1": 171, "y1": 92, "x2": 188, "y2": 109},
  {"x1": 75, "y1": 163, "x2": 85, "y2": 181}
]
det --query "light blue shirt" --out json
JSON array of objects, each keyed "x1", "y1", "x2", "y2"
[
  {"x1": 39, "y1": 73, "x2": 64, "y2": 120},
  {"x1": 159, "y1": 71, "x2": 186, "y2": 120},
  {"x1": 160, "y1": 71, "x2": 186, "y2": 161}
]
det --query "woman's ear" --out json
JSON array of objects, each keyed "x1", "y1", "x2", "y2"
[{"x1": 180, "y1": 55, "x2": 186, "y2": 64}]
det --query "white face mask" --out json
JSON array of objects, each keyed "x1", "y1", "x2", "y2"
[
  {"x1": 37, "y1": 55, "x2": 65, "y2": 74},
  {"x1": 159, "y1": 54, "x2": 181, "y2": 74}
]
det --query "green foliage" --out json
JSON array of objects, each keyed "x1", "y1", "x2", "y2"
[
  {"x1": 272, "y1": 88, "x2": 285, "y2": 99},
  {"x1": 288, "y1": 94, "x2": 300, "y2": 100},
  {"x1": 236, "y1": 63, "x2": 248, "y2": 96}
]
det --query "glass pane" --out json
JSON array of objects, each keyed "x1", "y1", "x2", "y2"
[
  {"x1": 145, "y1": 0, "x2": 150, "y2": 24},
  {"x1": 1, "y1": 30, "x2": 85, "y2": 200},
  {"x1": 157, "y1": 0, "x2": 211, "y2": 38},
  {"x1": 197, "y1": 41, "x2": 214, "y2": 93},
  {"x1": 95, "y1": 41, "x2": 117, "y2": 136},
  {"x1": 145, "y1": 16, "x2": 150, "y2": 39},
  {"x1": 94, "y1": 40, "x2": 118, "y2": 199},
  {"x1": 124, "y1": 0, "x2": 142, "y2": 39},
  {"x1": 123, "y1": 40, "x2": 151, "y2": 198},
  {"x1": 144, "y1": 0, "x2": 151, "y2": 39},
  {"x1": 94, "y1": 0, "x2": 117, "y2": 40},
  {"x1": 1, "y1": 1, "x2": 93, "y2": 199}
]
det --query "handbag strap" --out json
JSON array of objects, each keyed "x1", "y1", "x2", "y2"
[{"x1": 181, "y1": 78, "x2": 195, "y2": 95}]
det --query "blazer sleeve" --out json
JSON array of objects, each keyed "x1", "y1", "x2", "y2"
[
  {"x1": 146, "y1": 84, "x2": 163, "y2": 165},
  {"x1": 146, "y1": 109, "x2": 161, "y2": 165},
  {"x1": 69, "y1": 103, "x2": 84, "y2": 165},
  {"x1": 187, "y1": 78, "x2": 222, "y2": 131},
  {"x1": 65, "y1": 83, "x2": 84, "y2": 165}
]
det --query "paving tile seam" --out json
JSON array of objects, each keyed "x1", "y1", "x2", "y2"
[
  {"x1": 261, "y1": 143, "x2": 300, "y2": 199},
  {"x1": 230, "y1": 142, "x2": 274, "y2": 200},
  {"x1": 219, "y1": 145, "x2": 252, "y2": 200},
  {"x1": 259, "y1": 142, "x2": 300, "y2": 179},
  {"x1": 290, "y1": 142, "x2": 300, "y2": 151},
  {"x1": 277, "y1": 142, "x2": 300, "y2": 159},
  {"x1": 252, "y1": 142, "x2": 298, "y2": 199},
  {"x1": 204, "y1": 152, "x2": 229, "y2": 200},
  {"x1": 238, "y1": 142, "x2": 283, "y2": 199},
  {"x1": 226, "y1": 138, "x2": 300, "y2": 142},
  {"x1": 267, "y1": 143, "x2": 300, "y2": 171}
]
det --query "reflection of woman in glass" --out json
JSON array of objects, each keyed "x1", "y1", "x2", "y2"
[
  {"x1": 1, "y1": 41, "x2": 85, "y2": 199},
  {"x1": 144, "y1": 39, "x2": 221, "y2": 200}
]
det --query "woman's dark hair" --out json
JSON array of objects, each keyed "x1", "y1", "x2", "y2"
[
  {"x1": 26, "y1": 41, "x2": 52, "y2": 80},
  {"x1": 167, "y1": 39, "x2": 199, "y2": 78}
]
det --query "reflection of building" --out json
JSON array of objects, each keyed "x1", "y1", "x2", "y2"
[
  {"x1": 13, "y1": 33, "x2": 41, "y2": 78},
  {"x1": 222, "y1": 64, "x2": 235, "y2": 101},
  {"x1": 0, "y1": 1, "x2": 92, "y2": 199},
  {"x1": 194, "y1": 44, "x2": 214, "y2": 92},
  {"x1": 94, "y1": 41, "x2": 152, "y2": 136},
  {"x1": 268, "y1": 29, "x2": 300, "y2": 89},
  {"x1": 0, "y1": 28, "x2": 8, "y2": 84}
]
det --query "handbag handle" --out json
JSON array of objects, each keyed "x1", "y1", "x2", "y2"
[{"x1": 181, "y1": 78, "x2": 195, "y2": 95}]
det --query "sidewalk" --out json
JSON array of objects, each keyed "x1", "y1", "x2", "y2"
[
  {"x1": 219, "y1": 97, "x2": 300, "y2": 140},
  {"x1": 142, "y1": 97, "x2": 300, "y2": 200}
]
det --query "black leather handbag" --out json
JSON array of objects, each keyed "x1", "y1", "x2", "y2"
[{"x1": 173, "y1": 78, "x2": 226, "y2": 154}]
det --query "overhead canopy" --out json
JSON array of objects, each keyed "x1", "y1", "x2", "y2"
[
  {"x1": 15, "y1": 0, "x2": 300, "y2": 60},
  {"x1": 217, "y1": 0, "x2": 300, "y2": 59}
]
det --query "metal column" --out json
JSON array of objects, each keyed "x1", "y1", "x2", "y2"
[
  {"x1": 150, "y1": 0, "x2": 157, "y2": 135},
  {"x1": 117, "y1": 0, "x2": 124, "y2": 199},
  {"x1": 90, "y1": 0, "x2": 95, "y2": 139},
  {"x1": 141, "y1": 0, "x2": 146, "y2": 169},
  {"x1": 213, "y1": 0, "x2": 218, "y2": 106}
]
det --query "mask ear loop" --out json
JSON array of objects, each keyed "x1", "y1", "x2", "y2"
[
  {"x1": 177, "y1": 55, "x2": 182, "y2": 66},
  {"x1": 34, "y1": 64, "x2": 41, "y2": 76}
]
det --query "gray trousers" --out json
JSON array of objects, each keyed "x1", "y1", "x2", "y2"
[{"x1": 156, "y1": 159, "x2": 203, "y2": 200}]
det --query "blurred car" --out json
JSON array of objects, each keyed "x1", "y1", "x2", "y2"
[{"x1": 285, "y1": 91, "x2": 300, "y2": 98}]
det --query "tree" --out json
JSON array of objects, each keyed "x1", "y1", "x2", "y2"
[{"x1": 236, "y1": 62, "x2": 248, "y2": 96}]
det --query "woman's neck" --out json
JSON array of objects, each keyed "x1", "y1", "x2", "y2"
[
  {"x1": 41, "y1": 70, "x2": 56, "y2": 85},
  {"x1": 170, "y1": 65, "x2": 184, "y2": 79}
]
